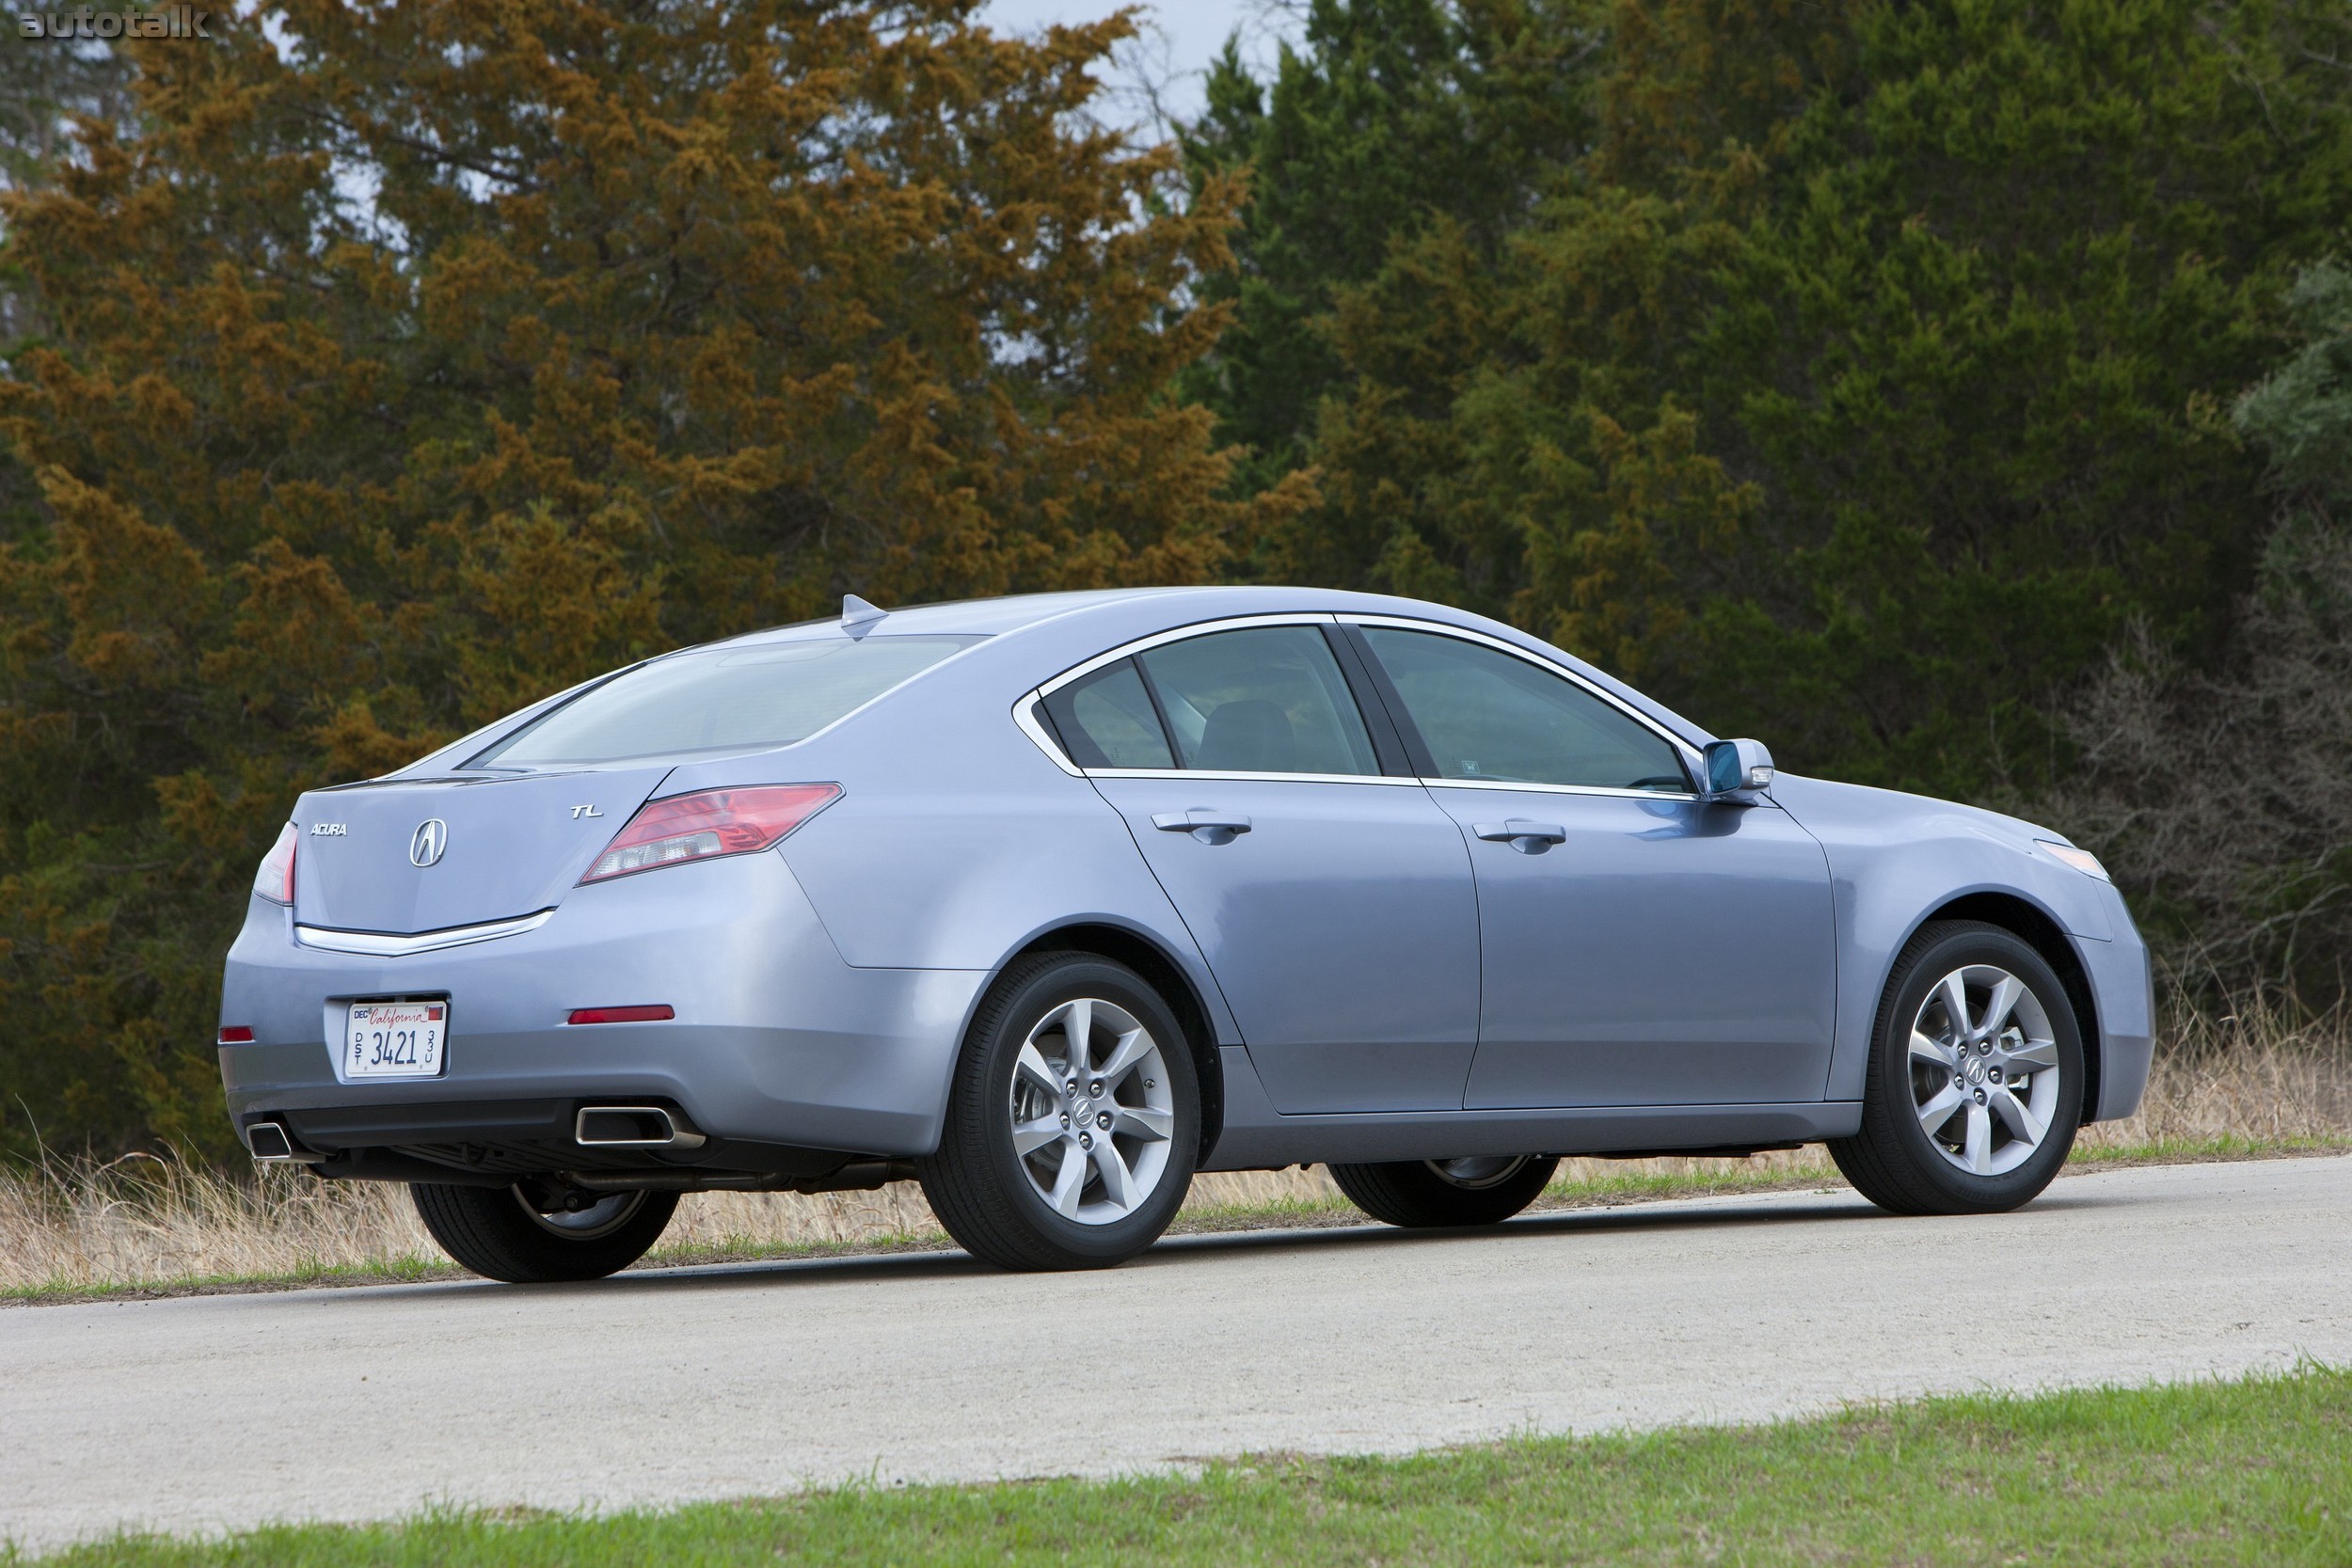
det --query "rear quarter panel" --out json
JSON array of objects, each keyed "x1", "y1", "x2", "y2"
[{"x1": 659, "y1": 626, "x2": 1242, "y2": 1047}]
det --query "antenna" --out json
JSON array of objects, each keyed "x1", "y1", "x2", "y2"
[{"x1": 840, "y1": 594, "x2": 888, "y2": 639}]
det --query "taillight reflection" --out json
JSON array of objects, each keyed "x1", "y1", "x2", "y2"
[{"x1": 253, "y1": 823, "x2": 296, "y2": 905}]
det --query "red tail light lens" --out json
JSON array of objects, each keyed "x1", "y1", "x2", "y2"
[
  {"x1": 217, "y1": 1025, "x2": 256, "y2": 1044},
  {"x1": 253, "y1": 823, "x2": 296, "y2": 905},
  {"x1": 580, "y1": 784, "x2": 841, "y2": 884}
]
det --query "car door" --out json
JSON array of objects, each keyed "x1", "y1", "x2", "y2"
[
  {"x1": 1348, "y1": 621, "x2": 1837, "y2": 1109},
  {"x1": 1034, "y1": 619, "x2": 1483, "y2": 1114}
]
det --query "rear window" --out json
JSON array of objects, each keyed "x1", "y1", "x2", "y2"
[{"x1": 473, "y1": 636, "x2": 982, "y2": 767}]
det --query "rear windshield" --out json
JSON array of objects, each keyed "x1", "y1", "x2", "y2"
[{"x1": 472, "y1": 636, "x2": 982, "y2": 767}]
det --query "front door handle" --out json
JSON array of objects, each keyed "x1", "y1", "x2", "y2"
[
  {"x1": 1152, "y1": 809, "x2": 1253, "y2": 846},
  {"x1": 1473, "y1": 819, "x2": 1566, "y2": 854}
]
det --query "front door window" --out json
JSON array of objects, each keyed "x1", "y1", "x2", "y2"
[{"x1": 1358, "y1": 626, "x2": 1688, "y2": 792}]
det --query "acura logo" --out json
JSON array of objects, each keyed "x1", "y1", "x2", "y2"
[{"x1": 409, "y1": 818, "x2": 449, "y2": 868}]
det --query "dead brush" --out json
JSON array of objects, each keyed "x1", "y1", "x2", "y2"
[{"x1": 5, "y1": 1003, "x2": 2345, "y2": 1296}]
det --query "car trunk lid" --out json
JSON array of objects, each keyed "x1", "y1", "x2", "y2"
[{"x1": 292, "y1": 767, "x2": 673, "y2": 934}]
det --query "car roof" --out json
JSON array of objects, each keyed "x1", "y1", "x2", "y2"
[
  {"x1": 722, "y1": 588, "x2": 1196, "y2": 642},
  {"x1": 579, "y1": 585, "x2": 1716, "y2": 756}
]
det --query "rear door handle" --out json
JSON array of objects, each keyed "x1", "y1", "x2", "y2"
[
  {"x1": 1152, "y1": 810, "x2": 1252, "y2": 845},
  {"x1": 1473, "y1": 819, "x2": 1566, "y2": 854}
]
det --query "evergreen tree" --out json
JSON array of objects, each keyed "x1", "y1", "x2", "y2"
[
  {"x1": 1225, "y1": 0, "x2": 2352, "y2": 797},
  {"x1": 1180, "y1": 0, "x2": 1602, "y2": 494},
  {"x1": 0, "y1": 0, "x2": 1306, "y2": 1157}
]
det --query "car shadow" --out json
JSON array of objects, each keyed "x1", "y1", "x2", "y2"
[{"x1": 318, "y1": 1180, "x2": 2117, "y2": 1305}]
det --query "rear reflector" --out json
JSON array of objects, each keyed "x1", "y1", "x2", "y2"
[
  {"x1": 580, "y1": 784, "x2": 841, "y2": 884},
  {"x1": 217, "y1": 1025, "x2": 256, "y2": 1044},
  {"x1": 566, "y1": 1005, "x2": 675, "y2": 1025}
]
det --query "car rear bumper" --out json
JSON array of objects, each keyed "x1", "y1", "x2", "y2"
[{"x1": 217, "y1": 853, "x2": 987, "y2": 1170}]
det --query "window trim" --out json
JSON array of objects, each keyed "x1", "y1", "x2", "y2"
[
  {"x1": 1014, "y1": 611, "x2": 1704, "y2": 800},
  {"x1": 1012, "y1": 613, "x2": 1413, "y2": 786},
  {"x1": 1338, "y1": 615, "x2": 1703, "y2": 801}
]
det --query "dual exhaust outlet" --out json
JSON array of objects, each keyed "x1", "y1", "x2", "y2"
[
  {"x1": 246, "y1": 1120, "x2": 322, "y2": 1164},
  {"x1": 573, "y1": 1104, "x2": 707, "y2": 1151},
  {"x1": 246, "y1": 1103, "x2": 707, "y2": 1163}
]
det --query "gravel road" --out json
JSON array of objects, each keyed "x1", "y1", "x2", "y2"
[{"x1": 6, "y1": 1156, "x2": 2347, "y2": 1551}]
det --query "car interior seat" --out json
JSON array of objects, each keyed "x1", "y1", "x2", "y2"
[{"x1": 1194, "y1": 698, "x2": 1297, "y2": 772}]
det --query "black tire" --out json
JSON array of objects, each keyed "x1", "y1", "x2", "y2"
[
  {"x1": 411, "y1": 1181, "x2": 678, "y2": 1283},
  {"x1": 1329, "y1": 1154, "x2": 1559, "y2": 1227},
  {"x1": 918, "y1": 951, "x2": 1200, "y2": 1271},
  {"x1": 1828, "y1": 920, "x2": 2084, "y2": 1215}
]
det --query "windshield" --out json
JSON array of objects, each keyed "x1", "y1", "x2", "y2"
[{"x1": 472, "y1": 636, "x2": 982, "y2": 767}]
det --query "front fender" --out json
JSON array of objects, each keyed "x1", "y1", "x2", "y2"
[{"x1": 1769, "y1": 775, "x2": 2137, "y2": 1104}]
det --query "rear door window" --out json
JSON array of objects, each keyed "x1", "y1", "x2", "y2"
[
  {"x1": 1040, "y1": 659, "x2": 1175, "y2": 769},
  {"x1": 1135, "y1": 626, "x2": 1379, "y2": 777},
  {"x1": 473, "y1": 636, "x2": 982, "y2": 767}
]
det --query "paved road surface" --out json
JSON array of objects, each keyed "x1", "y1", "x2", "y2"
[{"x1": 6, "y1": 1157, "x2": 2348, "y2": 1550}]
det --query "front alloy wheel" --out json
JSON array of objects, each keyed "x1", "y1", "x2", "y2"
[
  {"x1": 1907, "y1": 963, "x2": 2065, "y2": 1178},
  {"x1": 1829, "y1": 920, "x2": 2083, "y2": 1215}
]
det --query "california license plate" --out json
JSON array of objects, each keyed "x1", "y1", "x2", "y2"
[{"x1": 343, "y1": 1000, "x2": 448, "y2": 1080}]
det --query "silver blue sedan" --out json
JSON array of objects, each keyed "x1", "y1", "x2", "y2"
[{"x1": 218, "y1": 588, "x2": 2153, "y2": 1278}]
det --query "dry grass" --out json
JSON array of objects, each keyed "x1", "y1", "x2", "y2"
[{"x1": 6, "y1": 1006, "x2": 2346, "y2": 1301}]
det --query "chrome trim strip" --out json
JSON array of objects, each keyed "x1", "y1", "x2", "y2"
[
  {"x1": 295, "y1": 909, "x2": 555, "y2": 957},
  {"x1": 1036, "y1": 612, "x2": 1341, "y2": 699},
  {"x1": 1013, "y1": 692, "x2": 1086, "y2": 777},
  {"x1": 1087, "y1": 768, "x2": 1416, "y2": 786},
  {"x1": 1418, "y1": 777, "x2": 1697, "y2": 802},
  {"x1": 1017, "y1": 609, "x2": 1704, "y2": 793}
]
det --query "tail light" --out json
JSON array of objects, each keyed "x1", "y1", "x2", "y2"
[
  {"x1": 580, "y1": 784, "x2": 841, "y2": 884},
  {"x1": 253, "y1": 823, "x2": 296, "y2": 904}
]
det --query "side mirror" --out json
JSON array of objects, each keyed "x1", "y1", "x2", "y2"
[{"x1": 1702, "y1": 738, "x2": 1775, "y2": 800}]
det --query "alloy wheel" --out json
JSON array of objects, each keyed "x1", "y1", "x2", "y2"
[
  {"x1": 1008, "y1": 996, "x2": 1175, "y2": 1225},
  {"x1": 1907, "y1": 964, "x2": 2063, "y2": 1177}
]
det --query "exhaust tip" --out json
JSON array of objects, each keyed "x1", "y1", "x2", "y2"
[
  {"x1": 575, "y1": 1105, "x2": 707, "y2": 1150},
  {"x1": 246, "y1": 1121, "x2": 317, "y2": 1163}
]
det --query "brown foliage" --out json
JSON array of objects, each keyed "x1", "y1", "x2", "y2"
[{"x1": 0, "y1": 0, "x2": 1303, "y2": 1156}]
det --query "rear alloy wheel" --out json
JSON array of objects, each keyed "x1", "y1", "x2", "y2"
[
  {"x1": 1330, "y1": 1153, "x2": 1559, "y2": 1227},
  {"x1": 411, "y1": 1180, "x2": 678, "y2": 1283},
  {"x1": 1829, "y1": 920, "x2": 2084, "y2": 1215},
  {"x1": 918, "y1": 953, "x2": 1199, "y2": 1271}
]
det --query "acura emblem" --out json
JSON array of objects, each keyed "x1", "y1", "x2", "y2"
[{"x1": 409, "y1": 818, "x2": 449, "y2": 868}]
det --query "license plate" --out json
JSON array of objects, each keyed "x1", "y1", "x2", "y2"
[{"x1": 343, "y1": 1000, "x2": 448, "y2": 1080}]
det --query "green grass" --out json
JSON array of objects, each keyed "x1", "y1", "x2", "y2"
[
  {"x1": 2071, "y1": 1132, "x2": 2352, "y2": 1165},
  {"x1": 16, "y1": 1366, "x2": 2349, "y2": 1565}
]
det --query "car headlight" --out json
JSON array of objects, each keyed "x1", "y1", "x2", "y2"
[{"x1": 2036, "y1": 840, "x2": 2109, "y2": 881}]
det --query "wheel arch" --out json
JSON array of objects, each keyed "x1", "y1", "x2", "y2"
[
  {"x1": 993, "y1": 922, "x2": 1227, "y2": 1166},
  {"x1": 1911, "y1": 892, "x2": 2104, "y2": 1124}
]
